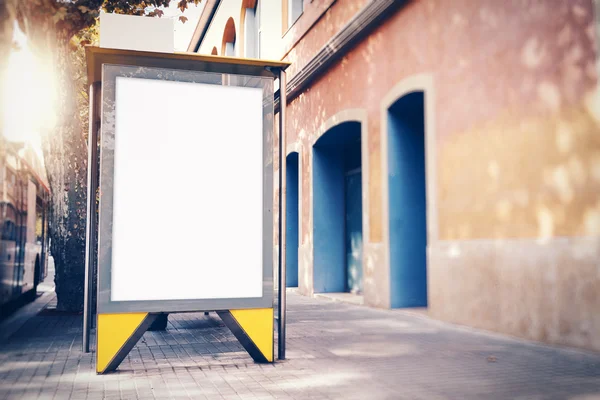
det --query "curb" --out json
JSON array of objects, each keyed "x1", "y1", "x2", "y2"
[{"x1": 0, "y1": 290, "x2": 56, "y2": 344}]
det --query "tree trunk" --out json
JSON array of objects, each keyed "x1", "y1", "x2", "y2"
[
  {"x1": 2, "y1": 0, "x2": 89, "y2": 313},
  {"x1": 41, "y1": 39, "x2": 88, "y2": 312}
]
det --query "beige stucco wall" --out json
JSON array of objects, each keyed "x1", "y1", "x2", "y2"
[
  {"x1": 198, "y1": 0, "x2": 600, "y2": 352},
  {"x1": 279, "y1": 0, "x2": 600, "y2": 351},
  {"x1": 198, "y1": 0, "x2": 283, "y2": 59}
]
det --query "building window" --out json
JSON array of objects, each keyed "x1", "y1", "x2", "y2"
[
  {"x1": 288, "y1": 0, "x2": 303, "y2": 28},
  {"x1": 243, "y1": 0, "x2": 260, "y2": 58},
  {"x1": 221, "y1": 17, "x2": 237, "y2": 57}
]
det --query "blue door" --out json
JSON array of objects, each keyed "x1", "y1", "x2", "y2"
[
  {"x1": 345, "y1": 170, "x2": 363, "y2": 294},
  {"x1": 286, "y1": 153, "x2": 299, "y2": 287},
  {"x1": 388, "y1": 92, "x2": 427, "y2": 308}
]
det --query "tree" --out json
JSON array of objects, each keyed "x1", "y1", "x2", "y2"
[{"x1": 0, "y1": 0, "x2": 200, "y2": 311}]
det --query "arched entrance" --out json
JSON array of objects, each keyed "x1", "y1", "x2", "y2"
[
  {"x1": 240, "y1": 0, "x2": 259, "y2": 58},
  {"x1": 286, "y1": 151, "x2": 299, "y2": 287},
  {"x1": 387, "y1": 91, "x2": 427, "y2": 308},
  {"x1": 221, "y1": 17, "x2": 237, "y2": 56},
  {"x1": 313, "y1": 121, "x2": 363, "y2": 294}
]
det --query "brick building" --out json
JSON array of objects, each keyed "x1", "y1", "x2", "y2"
[{"x1": 188, "y1": 0, "x2": 600, "y2": 351}]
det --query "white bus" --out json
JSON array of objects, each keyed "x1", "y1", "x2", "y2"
[{"x1": 0, "y1": 137, "x2": 50, "y2": 312}]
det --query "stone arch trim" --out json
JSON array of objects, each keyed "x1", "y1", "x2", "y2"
[
  {"x1": 379, "y1": 73, "x2": 437, "y2": 308},
  {"x1": 286, "y1": 140, "x2": 301, "y2": 157},
  {"x1": 309, "y1": 109, "x2": 368, "y2": 147}
]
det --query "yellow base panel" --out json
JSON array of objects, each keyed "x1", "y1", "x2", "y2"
[
  {"x1": 230, "y1": 308, "x2": 274, "y2": 362},
  {"x1": 97, "y1": 313, "x2": 149, "y2": 373}
]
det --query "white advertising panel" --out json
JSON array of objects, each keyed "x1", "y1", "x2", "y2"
[{"x1": 109, "y1": 77, "x2": 264, "y2": 302}]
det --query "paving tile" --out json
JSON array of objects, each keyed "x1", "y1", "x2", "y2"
[{"x1": 1, "y1": 293, "x2": 600, "y2": 399}]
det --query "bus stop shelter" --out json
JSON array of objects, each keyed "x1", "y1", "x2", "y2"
[{"x1": 84, "y1": 47, "x2": 290, "y2": 374}]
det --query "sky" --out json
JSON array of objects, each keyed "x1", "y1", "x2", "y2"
[
  {"x1": 1, "y1": 21, "x2": 56, "y2": 162},
  {"x1": 160, "y1": 1, "x2": 206, "y2": 51}
]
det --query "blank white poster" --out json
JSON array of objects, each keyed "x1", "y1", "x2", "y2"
[{"x1": 110, "y1": 77, "x2": 264, "y2": 302}]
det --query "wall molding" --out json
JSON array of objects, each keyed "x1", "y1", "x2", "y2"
[
  {"x1": 188, "y1": 0, "x2": 222, "y2": 53},
  {"x1": 280, "y1": 0, "x2": 337, "y2": 59},
  {"x1": 274, "y1": 0, "x2": 406, "y2": 112}
]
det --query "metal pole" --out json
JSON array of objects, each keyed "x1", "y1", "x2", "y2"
[
  {"x1": 277, "y1": 69, "x2": 287, "y2": 360},
  {"x1": 83, "y1": 82, "x2": 100, "y2": 353}
]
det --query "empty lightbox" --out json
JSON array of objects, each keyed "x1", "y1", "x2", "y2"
[{"x1": 97, "y1": 64, "x2": 274, "y2": 313}]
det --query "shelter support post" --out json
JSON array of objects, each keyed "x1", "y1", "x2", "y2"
[
  {"x1": 83, "y1": 81, "x2": 101, "y2": 353},
  {"x1": 277, "y1": 69, "x2": 287, "y2": 361}
]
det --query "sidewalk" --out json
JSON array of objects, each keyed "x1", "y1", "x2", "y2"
[
  {"x1": 0, "y1": 258, "x2": 56, "y2": 343},
  {"x1": 0, "y1": 288, "x2": 599, "y2": 400}
]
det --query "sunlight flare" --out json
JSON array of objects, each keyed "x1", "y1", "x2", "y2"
[{"x1": 1, "y1": 21, "x2": 58, "y2": 161}]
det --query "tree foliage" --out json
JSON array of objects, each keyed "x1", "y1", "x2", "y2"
[
  {"x1": 6, "y1": 0, "x2": 201, "y2": 41},
  {"x1": 0, "y1": 0, "x2": 201, "y2": 311}
]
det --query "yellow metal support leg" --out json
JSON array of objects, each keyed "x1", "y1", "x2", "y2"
[
  {"x1": 218, "y1": 308, "x2": 274, "y2": 362},
  {"x1": 96, "y1": 313, "x2": 157, "y2": 374}
]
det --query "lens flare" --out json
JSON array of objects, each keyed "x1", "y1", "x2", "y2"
[{"x1": 1, "y1": 21, "x2": 58, "y2": 162}]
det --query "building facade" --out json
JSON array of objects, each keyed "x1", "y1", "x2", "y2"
[{"x1": 189, "y1": 0, "x2": 600, "y2": 352}]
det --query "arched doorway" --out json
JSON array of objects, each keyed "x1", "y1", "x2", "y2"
[
  {"x1": 313, "y1": 121, "x2": 363, "y2": 294},
  {"x1": 388, "y1": 91, "x2": 427, "y2": 308},
  {"x1": 240, "y1": 0, "x2": 259, "y2": 58},
  {"x1": 286, "y1": 152, "x2": 299, "y2": 287},
  {"x1": 221, "y1": 17, "x2": 236, "y2": 56}
]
